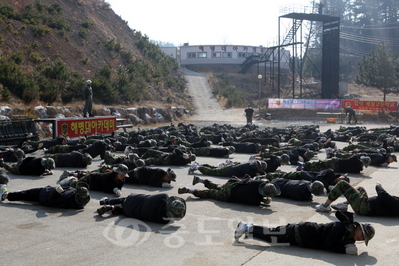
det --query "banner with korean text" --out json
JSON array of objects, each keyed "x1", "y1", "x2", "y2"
[
  {"x1": 268, "y1": 99, "x2": 341, "y2": 109},
  {"x1": 342, "y1": 100, "x2": 397, "y2": 111},
  {"x1": 56, "y1": 117, "x2": 116, "y2": 138}
]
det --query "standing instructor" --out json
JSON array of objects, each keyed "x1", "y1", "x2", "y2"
[
  {"x1": 245, "y1": 105, "x2": 254, "y2": 124},
  {"x1": 83, "y1": 79, "x2": 94, "y2": 117}
]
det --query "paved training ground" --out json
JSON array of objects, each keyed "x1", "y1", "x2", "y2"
[
  {"x1": 2, "y1": 69, "x2": 398, "y2": 265},
  {"x1": 1, "y1": 120, "x2": 398, "y2": 266}
]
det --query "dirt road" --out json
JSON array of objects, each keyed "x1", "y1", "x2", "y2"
[{"x1": 180, "y1": 67, "x2": 246, "y2": 123}]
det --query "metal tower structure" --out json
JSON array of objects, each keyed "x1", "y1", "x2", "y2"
[
  {"x1": 278, "y1": 10, "x2": 340, "y2": 99},
  {"x1": 239, "y1": 2, "x2": 341, "y2": 100}
]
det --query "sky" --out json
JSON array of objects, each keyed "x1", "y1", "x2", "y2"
[{"x1": 105, "y1": 0, "x2": 316, "y2": 47}]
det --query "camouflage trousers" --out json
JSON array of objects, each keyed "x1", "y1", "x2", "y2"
[
  {"x1": 192, "y1": 147, "x2": 210, "y2": 156},
  {"x1": 48, "y1": 145, "x2": 72, "y2": 154},
  {"x1": 144, "y1": 156, "x2": 170, "y2": 165},
  {"x1": 193, "y1": 179, "x2": 237, "y2": 201},
  {"x1": 103, "y1": 151, "x2": 119, "y2": 165},
  {"x1": 266, "y1": 171, "x2": 301, "y2": 181},
  {"x1": 4, "y1": 162, "x2": 21, "y2": 175},
  {"x1": 26, "y1": 141, "x2": 41, "y2": 149},
  {"x1": 334, "y1": 152, "x2": 354, "y2": 159},
  {"x1": 259, "y1": 150, "x2": 283, "y2": 159},
  {"x1": 303, "y1": 158, "x2": 338, "y2": 172},
  {"x1": 69, "y1": 174, "x2": 92, "y2": 188},
  {"x1": 198, "y1": 164, "x2": 226, "y2": 176},
  {"x1": 343, "y1": 143, "x2": 377, "y2": 151},
  {"x1": 141, "y1": 149, "x2": 165, "y2": 159},
  {"x1": 142, "y1": 150, "x2": 170, "y2": 165},
  {"x1": 328, "y1": 180, "x2": 371, "y2": 215},
  {"x1": 268, "y1": 145, "x2": 283, "y2": 152},
  {"x1": 74, "y1": 165, "x2": 112, "y2": 179}
]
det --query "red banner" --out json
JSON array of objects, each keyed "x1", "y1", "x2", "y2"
[
  {"x1": 56, "y1": 117, "x2": 116, "y2": 138},
  {"x1": 343, "y1": 100, "x2": 397, "y2": 112}
]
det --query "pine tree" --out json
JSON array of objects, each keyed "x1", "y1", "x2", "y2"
[{"x1": 355, "y1": 42, "x2": 399, "y2": 101}]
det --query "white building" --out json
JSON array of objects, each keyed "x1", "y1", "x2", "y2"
[{"x1": 160, "y1": 44, "x2": 290, "y2": 70}]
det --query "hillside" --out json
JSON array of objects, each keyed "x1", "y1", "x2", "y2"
[{"x1": 0, "y1": 0, "x2": 192, "y2": 109}]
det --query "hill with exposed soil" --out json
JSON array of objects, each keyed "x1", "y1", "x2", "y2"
[{"x1": 0, "y1": 0, "x2": 191, "y2": 110}]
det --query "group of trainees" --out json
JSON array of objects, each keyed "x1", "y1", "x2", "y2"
[{"x1": 2, "y1": 122, "x2": 399, "y2": 256}]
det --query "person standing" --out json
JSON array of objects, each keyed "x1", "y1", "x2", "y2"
[
  {"x1": 83, "y1": 79, "x2": 94, "y2": 117},
  {"x1": 345, "y1": 106, "x2": 357, "y2": 124},
  {"x1": 245, "y1": 105, "x2": 254, "y2": 124}
]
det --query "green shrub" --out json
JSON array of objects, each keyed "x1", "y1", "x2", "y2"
[
  {"x1": 81, "y1": 20, "x2": 94, "y2": 28},
  {"x1": 120, "y1": 49, "x2": 133, "y2": 62},
  {"x1": 42, "y1": 60, "x2": 69, "y2": 80},
  {"x1": 212, "y1": 73, "x2": 244, "y2": 107},
  {"x1": 40, "y1": 87, "x2": 58, "y2": 105},
  {"x1": 29, "y1": 52, "x2": 45, "y2": 63},
  {"x1": 78, "y1": 29, "x2": 89, "y2": 38},
  {"x1": 105, "y1": 40, "x2": 115, "y2": 50},
  {"x1": 30, "y1": 24, "x2": 50, "y2": 37},
  {"x1": 61, "y1": 91, "x2": 74, "y2": 104},
  {"x1": 6, "y1": 22, "x2": 13, "y2": 31},
  {"x1": 81, "y1": 57, "x2": 89, "y2": 64},
  {"x1": 98, "y1": 65, "x2": 111, "y2": 79},
  {"x1": 104, "y1": 38, "x2": 116, "y2": 50},
  {"x1": 114, "y1": 42, "x2": 121, "y2": 52},
  {"x1": 0, "y1": 4, "x2": 15, "y2": 18},
  {"x1": 10, "y1": 51, "x2": 25, "y2": 64},
  {"x1": 32, "y1": 41, "x2": 41, "y2": 48},
  {"x1": 1, "y1": 87, "x2": 11, "y2": 101},
  {"x1": 48, "y1": 17, "x2": 68, "y2": 30},
  {"x1": 94, "y1": 77, "x2": 118, "y2": 104},
  {"x1": 22, "y1": 82, "x2": 39, "y2": 104}
]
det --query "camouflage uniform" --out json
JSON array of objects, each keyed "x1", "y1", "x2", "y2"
[
  {"x1": 103, "y1": 151, "x2": 123, "y2": 165},
  {"x1": 343, "y1": 143, "x2": 378, "y2": 152},
  {"x1": 303, "y1": 158, "x2": 339, "y2": 172},
  {"x1": 141, "y1": 148, "x2": 191, "y2": 166},
  {"x1": 198, "y1": 161, "x2": 263, "y2": 178},
  {"x1": 193, "y1": 179, "x2": 237, "y2": 200},
  {"x1": 345, "y1": 106, "x2": 357, "y2": 123},
  {"x1": 84, "y1": 138, "x2": 101, "y2": 145},
  {"x1": 265, "y1": 171, "x2": 302, "y2": 181},
  {"x1": 334, "y1": 152, "x2": 354, "y2": 159},
  {"x1": 48, "y1": 145, "x2": 73, "y2": 154},
  {"x1": 198, "y1": 164, "x2": 227, "y2": 176},
  {"x1": 73, "y1": 164, "x2": 113, "y2": 179},
  {"x1": 3, "y1": 162, "x2": 22, "y2": 175},
  {"x1": 328, "y1": 180, "x2": 371, "y2": 215},
  {"x1": 259, "y1": 150, "x2": 283, "y2": 158},
  {"x1": 142, "y1": 149, "x2": 171, "y2": 165}
]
